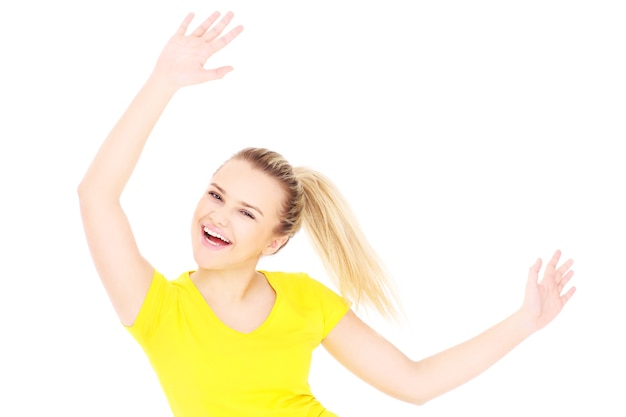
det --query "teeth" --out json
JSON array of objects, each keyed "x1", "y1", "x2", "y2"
[{"x1": 203, "y1": 226, "x2": 231, "y2": 243}]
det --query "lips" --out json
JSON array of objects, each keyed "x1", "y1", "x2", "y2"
[{"x1": 202, "y1": 225, "x2": 231, "y2": 246}]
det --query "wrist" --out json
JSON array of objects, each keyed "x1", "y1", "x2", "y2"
[
  {"x1": 511, "y1": 308, "x2": 540, "y2": 337},
  {"x1": 145, "y1": 71, "x2": 181, "y2": 98}
]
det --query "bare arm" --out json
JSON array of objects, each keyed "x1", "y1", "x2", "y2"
[
  {"x1": 322, "y1": 250, "x2": 576, "y2": 405},
  {"x1": 77, "y1": 12, "x2": 243, "y2": 326}
]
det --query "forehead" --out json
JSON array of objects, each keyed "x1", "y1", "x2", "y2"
[{"x1": 211, "y1": 159, "x2": 285, "y2": 214}]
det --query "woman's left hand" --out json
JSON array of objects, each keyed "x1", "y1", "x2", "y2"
[{"x1": 521, "y1": 250, "x2": 576, "y2": 331}]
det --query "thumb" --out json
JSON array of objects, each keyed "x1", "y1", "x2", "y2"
[
  {"x1": 527, "y1": 257, "x2": 542, "y2": 286},
  {"x1": 200, "y1": 66, "x2": 234, "y2": 82}
]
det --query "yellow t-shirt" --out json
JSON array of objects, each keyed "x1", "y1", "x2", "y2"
[{"x1": 126, "y1": 270, "x2": 350, "y2": 417}]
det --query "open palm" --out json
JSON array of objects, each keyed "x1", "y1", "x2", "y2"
[
  {"x1": 523, "y1": 250, "x2": 576, "y2": 331},
  {"x1": 151, "y1": 11, "x2": 244, "y2": 88}
]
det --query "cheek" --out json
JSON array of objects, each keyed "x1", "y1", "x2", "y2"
[
  {"x1": 191, "y1": 202, "x2": 206, "y2": 230},
  {"x1": 192, "y1": 197, "x2": 212, "y2": 218},
  {"x1": 233, "y1": 220, "x2": 269, "y2": 244}
]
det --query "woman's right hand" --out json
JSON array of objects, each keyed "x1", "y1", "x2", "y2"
[
  {"x1": 79, "y1": 11, "x2": 242, "y2": 326},
  {"x1": 151, "y1": 11, "x2": 244, "y2": 90}
]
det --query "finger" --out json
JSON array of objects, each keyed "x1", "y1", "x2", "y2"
[
  {"x1": 205, "y1": 25, "x2": 244, "y2": 56},
  {"x1": 176, "y1": 12, "x2": 196, "y2": 36},
  {"x1": 527, "y1": 257, "x2": 542, "y2": 284},
  {"x1": 203, "y1": 11, "x2": 235, "y2": 42},
  {"x1": 200, "y1": 66, "x2": 234, "y2": 82},
  {"x1": 557, "y1": 258, "x2": 574, "y2": 276},
  {"x1": 557, "y1": 270, "x2": 574, "y2": 292},
  {"x1": 560, "y1": 286, "x2": 576, "y2": 305},
  {"x1": 546, "y1": 249, "x2": 562, "y2": 272},
  {"x1": 190, "y1": 11, "x2": 221, "y2": 37}
]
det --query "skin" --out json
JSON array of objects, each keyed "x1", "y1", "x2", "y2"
[
  {"x1": 78, "y1": 12, "x2": 244, "y2": 327},
  {"x1": 188, "y1": 159, "x2": 289, "y2": 333},
  {"x1": 190, "y1": 159, "x2": 289, "y2": 275},
  {"x1": 323, "y1": 251, "x2": 574, "y2": 404},
  {"x1": 78, "y1": 11, "x2": 576, "y2": 407}
]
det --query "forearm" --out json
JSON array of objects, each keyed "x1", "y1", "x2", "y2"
[
  {"x1": 325, "y1": 253, "x2": 573, "y2": 407},
  {"x1": 78, "y1": 76, "x2": 177, "y2": 201},
  {"x1": 409, "y1": 309, "x2": 535, "y2": 404}
]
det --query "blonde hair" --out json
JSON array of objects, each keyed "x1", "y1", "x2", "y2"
[{"x1": 231, "y1": 147, "x2": 402, "y2": 320}]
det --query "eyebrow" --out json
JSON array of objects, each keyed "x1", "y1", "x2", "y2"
[{"x1": 211, "y1": 182, "x2": 265, "y2": 217}]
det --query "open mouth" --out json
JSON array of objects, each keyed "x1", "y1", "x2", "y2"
[{"x1": 203, "y1": 226, "x2": 232, "y2": 246}]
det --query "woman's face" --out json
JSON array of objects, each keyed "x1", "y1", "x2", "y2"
[{"x1": 191, "y1": 159, "x2": 288, "y2": 271}]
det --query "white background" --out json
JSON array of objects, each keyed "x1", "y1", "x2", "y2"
[{"x1": 1, "y1": 1, "x2": 624, "y2": 416}]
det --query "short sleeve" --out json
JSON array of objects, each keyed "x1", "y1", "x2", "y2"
[
  {"x1": 313, "y1": 279, "x2": 351, "y2": 338},
  {"x1": 124, "y1": 269, "x2": 172, "y2": 346}
]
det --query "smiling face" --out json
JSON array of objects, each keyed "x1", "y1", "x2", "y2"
[{"x1": 191, "y1": 159, "x2": 289, "y2": 271}]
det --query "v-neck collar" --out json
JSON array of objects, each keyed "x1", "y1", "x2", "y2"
[{"x1": 184, "y1": 270, "x2": 280, "y2": 337}]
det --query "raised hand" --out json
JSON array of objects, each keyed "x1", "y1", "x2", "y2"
[
  {"x1": 521, "y1": 250, "x2": 576, "y2": 331},
  {"x1": 151, "y1": 11, "x2": 244, "y2": 89}
]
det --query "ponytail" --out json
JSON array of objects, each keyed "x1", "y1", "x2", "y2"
[
  {"x1": 294, "y1": 167, "x2": 402, "y2": 320},
  {"x1": 231, "y1": 147, "x2": 402, "y2": 320}
]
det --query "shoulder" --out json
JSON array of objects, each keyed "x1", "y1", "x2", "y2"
[
  {"x1": 131, "y1": 270, "x2": 194, "y2": 314},
  {"x1": 261, "y1": 270, "x2": 333, "y2": 294},
  {"x1": 261, "y1": 270, "x2": 350, "y2": 309},
  {"x1": 125, "y1": 270, "x2": 199, "y2": 340},
  {"x1": 262, "y1": 270, "x2": 351, "y2": 337},
  {"x1": 147, "y1": 270, "x2": 192, "y2": 291}
]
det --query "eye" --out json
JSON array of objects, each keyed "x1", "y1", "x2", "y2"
[
  {"x1": 241, "y1": 210, "x2": 256, "y2": 220},
  {"x1": 208, "y1": 191, "x2": 222, "y2": 200}
]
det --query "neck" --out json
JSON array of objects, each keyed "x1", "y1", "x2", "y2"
[{"x1": 190, "y1": 266, "x2": 264, "y2": 302}]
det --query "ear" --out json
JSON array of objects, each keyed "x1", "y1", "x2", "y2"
[{"x1": 262, "y1": 235, "x2": 289, "y2": 256}]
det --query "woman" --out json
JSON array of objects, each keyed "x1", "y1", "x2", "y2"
[{"x1": 78, "y1": 11, "x2": 576, "y2": 417}]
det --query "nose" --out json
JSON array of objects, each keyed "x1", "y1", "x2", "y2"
[{"x1": 209, "y1": 206, "x2": 229, "y2": 228}]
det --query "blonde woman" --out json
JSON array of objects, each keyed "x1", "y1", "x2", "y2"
[{"x1": 78, "y1": 11, "x2": 576, "y2": 417}]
